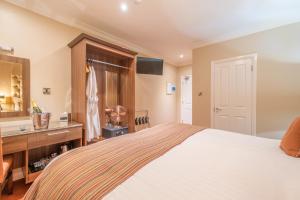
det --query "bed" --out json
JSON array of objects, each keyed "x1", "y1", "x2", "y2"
[{"x1": 24, "y1": 123, "x2": 300, "y2": 200}]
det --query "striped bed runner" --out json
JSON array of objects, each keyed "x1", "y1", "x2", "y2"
[{"x1": 24, "y1": 123, "x2": 204, "y2": 200}]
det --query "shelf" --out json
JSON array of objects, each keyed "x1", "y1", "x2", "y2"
[
  {"x1": 27, "y1": 171, "x2": 42, "y2": 183},
  {"x1": 25, "y1": 128, "x2": 83, "y2": 184}
]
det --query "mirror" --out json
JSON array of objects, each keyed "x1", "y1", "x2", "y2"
[
  {"x1": 0, "y1": 61, "x2": 23, "y2": 112},
  {"x1": 0, "y1": 54, "x2": 30, "y2": 118}
]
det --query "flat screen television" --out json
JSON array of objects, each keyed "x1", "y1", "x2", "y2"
[{"x1": 136, "y1": 57, "x2": 163, "y2": 75}]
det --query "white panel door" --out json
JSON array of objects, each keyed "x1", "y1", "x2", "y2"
[
  {"x1": 181, "y1": 75, "x2": 192, "y2": 124},
  {"x1": 213, "y1": 57, "x2": 254, "y2": 134}
]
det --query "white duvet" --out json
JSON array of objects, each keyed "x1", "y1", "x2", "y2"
[{"x1": 104, "y1": 129, "x2": 300, "y2": 200}]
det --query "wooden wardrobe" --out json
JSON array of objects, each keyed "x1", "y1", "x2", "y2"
[{"x1": 68, "y1": 34, "x2": 137, "y2": 145}]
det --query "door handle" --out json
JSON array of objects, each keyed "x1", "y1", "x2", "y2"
[{"x1": 47, "y1": 130, "x2": 70, "y2": 136}]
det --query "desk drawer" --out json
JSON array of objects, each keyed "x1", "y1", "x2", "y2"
[
  {"x1": 28, "y1": 127, "x2": 82, "y2": 149},
  {"x1": 3, "y1": 135, "x2": 27, "y2": 155}
]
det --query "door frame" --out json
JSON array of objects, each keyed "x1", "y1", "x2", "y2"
[
  {"x1": 210, "y1": 54, "x2": 257, "y2": 135},
  {"x1": 181, "y1": 75, "x2": 192, "y2": 124}
]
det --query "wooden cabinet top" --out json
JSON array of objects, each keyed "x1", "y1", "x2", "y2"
[{"x1": 1, "y1": 121, "x2": 82, "y2": 138}]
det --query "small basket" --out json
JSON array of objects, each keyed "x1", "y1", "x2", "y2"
[{"x1": 32, "y1": 113, "x2": 51, "y2": 130}]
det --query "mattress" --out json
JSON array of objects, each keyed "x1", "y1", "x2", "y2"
[{"x1": 104, "y1": 129, "x2": 300, "y2": 200}]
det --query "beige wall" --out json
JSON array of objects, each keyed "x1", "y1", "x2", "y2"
[
  {"x1": 193, "y1": 22, "x2": 300, "y2": 138},
  {"x1": 0, "y1": 1, "x2": 178, "y2": 126},
  {"x1": 0, "y1": 1, "x2": 80, "y2": 120},
  {"x1": 136, "y1": 64, "x2": 177, "y2": 126},
  {"x1": 176, "y1": 65, "x2": 192, "y2": 122}
]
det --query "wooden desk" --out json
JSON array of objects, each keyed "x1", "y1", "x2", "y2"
[{"x1": 1, "y1": 121, "x2": 82, "y2": 183}]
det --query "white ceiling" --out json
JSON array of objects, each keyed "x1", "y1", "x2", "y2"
[{"x1": 6, "y1": 0, "x2": 300, "y2": 66}]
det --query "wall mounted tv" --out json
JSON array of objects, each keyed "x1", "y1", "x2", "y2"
[{"x1": 136, "y1": 57, "x2": 164, "y2": 75}]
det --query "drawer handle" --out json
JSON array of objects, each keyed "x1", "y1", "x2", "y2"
[{"x1": 47, "y1": 130, "x2": 70, "y2": 136}]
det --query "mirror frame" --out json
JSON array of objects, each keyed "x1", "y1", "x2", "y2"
[{"x1": 0, "y1": 54, "x2": 30, "y2": 118}]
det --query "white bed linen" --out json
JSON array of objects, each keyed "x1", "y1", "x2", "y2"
[{"x1": 104, "y1": 129, "x2": 300, "y2": 200}]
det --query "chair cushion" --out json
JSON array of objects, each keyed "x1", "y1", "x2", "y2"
[
  {"x1": 280, "y1": 117, "x2": 300, "y2": 157},
  {"x1": 2, "y1": 155, "x2": 13, "y2": 179}
]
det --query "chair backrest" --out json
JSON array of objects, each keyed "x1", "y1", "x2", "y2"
[
  {"x1": 0, "y1": 128, "x2": 3, "y2": 183},
  {"x1": 135, "y1": 110, "x2": 150, "y2": 132}
]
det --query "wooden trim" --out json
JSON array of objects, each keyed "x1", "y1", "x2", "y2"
[
  {"x1": 127, "y1": 57, "x2": 136, "y2": 132},
  {"x1": 2, "y1": 135, "x2": 27, "y2": 155},
  {"x1": 71, "y1": 41, "x2": 87, "y2": 127},
  {"x1": 0, "y1": 54, "x2": 30, "y2": 118},
  {"x1": 68, "y1": 33, "x2": 137, "y2": 56}
]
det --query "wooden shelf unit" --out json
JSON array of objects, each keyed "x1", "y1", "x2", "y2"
[
  {"x1": 1, "y1": 122, "x2": 83, "y2": 184},
  {"x1": 27, "y1": 170, "x2": 42, "y2": 184},
  {"x1": 25, "y1": 126, "x2": 82, "y2": 183},
  {"x1": 68, "y1": 34, "x2": 137, "y2": 145},
  {"x1": 26, "y1": 139, "x2": 81, "y2": 183}
]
